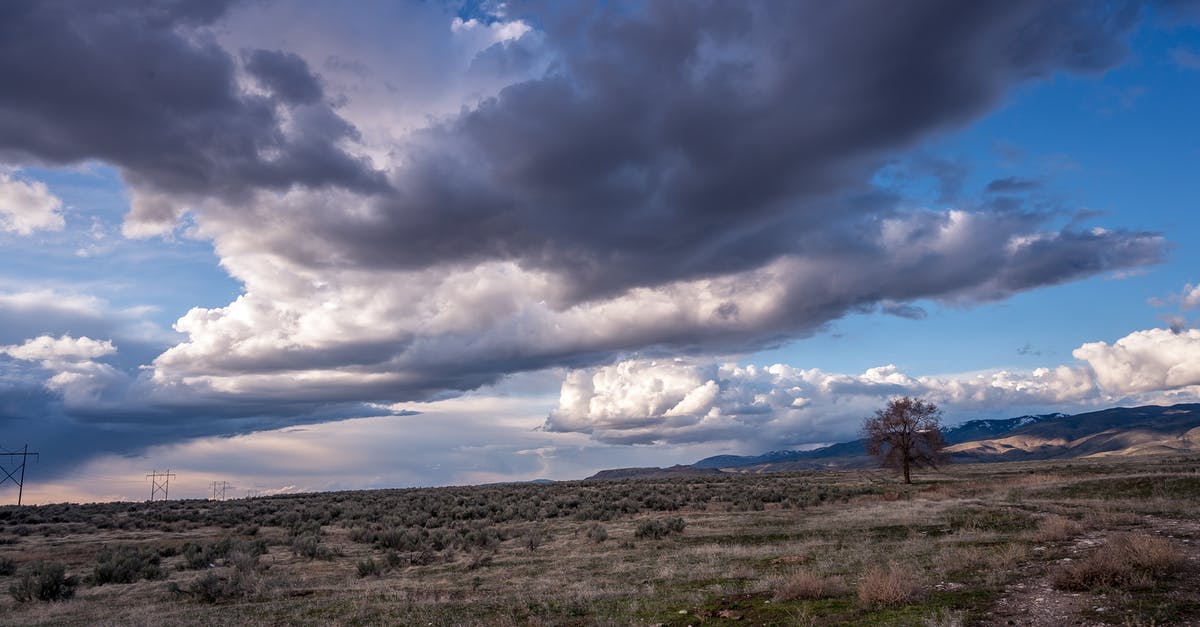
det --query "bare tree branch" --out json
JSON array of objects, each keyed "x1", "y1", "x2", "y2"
[{"x1": 862, "y1": 397, "x2": 948, "y2": 484}]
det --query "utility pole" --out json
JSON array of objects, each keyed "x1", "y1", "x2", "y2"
[
  {"x1": 209, "y1": 480, "x2": 228, "y2": 501},
  {"x1": 0, "y1": 444, "x2": 39, "y2": 506},
  {"x1": 146, "y1": 469, "x2": 176, "y2": 502}
]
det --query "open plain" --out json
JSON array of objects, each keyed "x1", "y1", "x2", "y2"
[{"x1": 2, "y1": 455, "x2": 1198, "y2": 626}]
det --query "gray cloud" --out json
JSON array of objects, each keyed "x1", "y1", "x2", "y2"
[
  {"x1": 0, "y1": 1, "x2": 1192, "y2": 477},
  {"x1": 0, "y1": 0, "x2": 386, "y2": 232},
  {"x1": 244, "y1": 49, "x2": 324, "y2": 105},
  {"x1": 265, "y1": 0, "x2": 1151, "y2": 302},
  {"x1": 148, "y1": 208, "x2": 1162, "y2": 406},
  {"x1": 135, "y1": 0, "x2": 1172, "y2": 407}
]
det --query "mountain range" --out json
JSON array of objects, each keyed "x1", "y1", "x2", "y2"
[{"x1": 586, "y1": 403, "x2": 1200, "y2": 480}]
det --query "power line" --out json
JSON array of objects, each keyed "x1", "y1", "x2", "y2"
[
  {"x1": 209, "y1": 480, "x2": 229, "y2": 501},
  {"x1": 0, "y1": 444, "x2": 39, "y2": 506},
  {"x1": 146, "y1": 469, "x2": 176, "y2": 502}
]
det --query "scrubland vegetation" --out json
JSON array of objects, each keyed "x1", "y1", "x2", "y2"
[{"x1": 1, "y1": 455, "x2": 1198, "y2": 625}]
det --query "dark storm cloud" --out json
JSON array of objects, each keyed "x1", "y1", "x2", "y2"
[
  {"x1": 244, "y1": 49, "x2": 324, "y2": 105},
  {"x1": 0, "y1": 378, "x2": 395, "y2": 482},
  {"x1": 0, "y1": 0, "x2": 1192, "y2": 476},
  {"x1": 260, "y1": 0, "x2": 1159, "y2": 302},
  {"x1": 137, "y1": 0, "x2": 1177, "y2": 406},
  {"x1": 0, "y1": 0, "x2": 385, "y2": 205}
]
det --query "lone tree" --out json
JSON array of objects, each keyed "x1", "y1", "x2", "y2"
[{"x1": 862, "y1": 397, "x2": 947, "y2": 484}]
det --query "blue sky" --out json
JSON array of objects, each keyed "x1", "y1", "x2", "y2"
[{"x1": 1, "y1": 0, "x2": 1199, "y2": 503}]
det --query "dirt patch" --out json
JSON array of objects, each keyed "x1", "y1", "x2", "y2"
[{"x1": 987, "y1": 516, "x2": 1200, "y2": 626}]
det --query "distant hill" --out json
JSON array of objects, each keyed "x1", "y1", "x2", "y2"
[
  {"x1": 585, "y1": 404, "x2": 1200, "y2": 480},
  {"x1": 946, "y1": 404, "x2": 1200, "y2": 462},
  {"x1": 588, "y1": 464, "x2": 725, "y2": 480}
]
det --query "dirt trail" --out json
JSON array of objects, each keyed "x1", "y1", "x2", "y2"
[{"x1": 985, "y1": 516, "x2": 1200, "y2": 626}]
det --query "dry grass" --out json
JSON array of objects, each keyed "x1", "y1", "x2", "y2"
[
  {"x1": 772, "y1": 570, "x2": 847, "y2": 601},
  {"x1": 987, "y1": 542, "x2": 1028, "y2": 571},
  {"x1": 1052, "y1": 532, "x2": 1187, "y2": 591},
  {"x1": 856, "y1": 561, "x2": 921, "y2": 607},
  {"x1": 1031, "y1": 515, "x2": 1081, "y2": 542},
  {"x1": 1, "y1": 455, "x2": 1198, "y2": 625}
]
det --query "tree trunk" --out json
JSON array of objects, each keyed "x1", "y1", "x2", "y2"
[{"x1": 903, "y1": 459, "x2": 911, "y2": 484}]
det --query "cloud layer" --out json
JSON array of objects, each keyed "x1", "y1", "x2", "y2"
[
  {"x1": 0, "y1": 1, "x2": 1195, "y2": 486},
  {"x1": 545, "y1": 327, "x2": 1200, "y2": 446},
  {"x1": 109, "y1": 0, "x2": 1169, "y2": 410}
]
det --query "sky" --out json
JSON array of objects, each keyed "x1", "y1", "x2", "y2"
[{"x1": 1, "y1": 0, "x2": 1199, "y2": 504}]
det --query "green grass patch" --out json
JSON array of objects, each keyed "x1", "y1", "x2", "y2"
[
  {"x1": 945, "y1": 506, "x2": 1037, "y2": 533},
  {"x1": 1034, "y1": 476, "x2": 1200, "y2": 501}
]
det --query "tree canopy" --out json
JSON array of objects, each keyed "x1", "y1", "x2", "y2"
[{"x1": 862, "y1": 397, "x2": 947, "y2": 484}]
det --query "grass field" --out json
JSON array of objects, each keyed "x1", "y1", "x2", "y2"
[{"x1": 2, "y1": 455, "x2": 1198, "y2": 626}]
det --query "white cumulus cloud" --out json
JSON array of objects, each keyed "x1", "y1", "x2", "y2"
[
  {"x1": 1074, "y1": 328, "x2": 1200, "y2": 395},
  {"x1": 3, "y1": 334, "x2": 115, "y2": 363},
  {"x1": 1182, "y1": 283, "x2": 1200, "y2": 310},
  {"x1": 2, "y1": 334, "x2": 121, "y2": 404},
  {"x1": 544, "y1": 326, "x2": 1200, "y2": 446},
  {"x1": 0, "y1": 171, "x2": 64, "y2": 234}
]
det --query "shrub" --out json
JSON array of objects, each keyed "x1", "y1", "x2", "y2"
[
  {"x1": 172, "y1": 547, "x2": 264, "y2": 603},
  {"x1": 91, "y1": 545, "x2": 163, "y2": 585},
  {"x1": 356, "y1": 558, "x2": 382, "y2": 578},
  {"x1": 180, "y1": 537, "x2": 268, "y2": 570},
  {"x1": 524, "y1": 528, "x2": 544, "y2": 552},
  {"x1": 946, "y1": 506, "x2": 1035, "y2": 533},
  {"x1": 175, "y1": 572, "x2": 231, "y2": 604},
  {"x1": 226, "y1": 549, "x2": 262, "y2": 576},
  {"x1": 1052, "y1": 533, "x2": 1186, "y2": 591},
  {"x1": 291, "y1": 533, "x2": 335, "y2": 560},
  {"x1": 773, "y1": 571, "x2": 847, "y2": 601},
  {"x1": 584, "y1": 522, "x2": 608, "y2": 543},
  {"x1": 1032, "y1": 515, "x2": 1080, "y2": 542},
  {"x1": 0, "y1": 556, "x2": 15, "y2": 576},
  {"x1": 635, "y1": 517, "x2": 686, "y2": 540},
  {"x1": 857, "y1": 562, "x2": 919, "y2": 607},
  {"x1": 9, "y1": 562, "x2": 78, "y2": 603}
]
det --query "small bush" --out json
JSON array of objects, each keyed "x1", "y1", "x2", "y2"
[
  {"x1": 356, "y1": 558, "x2": 382, "y2": 577},
  {"x1": 291, "y1": 533, "x2": 335, "y2": 560},
  {"x1": 226, "y1": 549, "x2": 262, "y2": 576},
  {"x1": 1032, "y1": 515, "x2": 1080, "y2": 542},
  {"x1": 584, "y1": 522, "x2": 608, "y2": 543},
  {"x1": 175, "y1": 572, "x2": 232, "y2": 604},
  {"x1": 523, "y1": 528, "x2": 544, "y2": 552},
  {"x1": 9, "y1": 562, "x2": 78, "y2": 603},
  {"x1": 1052, "y1": 533, "x2": 1186, "y2": 591},
  {"x1": 172, "y1": 548, "x2": 264, "y2": 604},
  {"x1": 180, "y1": 537, "x2": 267, "y2": 570},
  {"x1": 91, "y1": 545, "x2": 162, "y2": 585},
  {"x1": 857, "y1": 562, "x2": 919, "y2": 607},
  {"x1": 635, "y1": 517, "x2": 687, "y2": 540},
  {"x1": 773, "y1": 570, "x2": 846, "y2": 601},
  {"x1": 0, "y1": 556, "x2": 15, "y2": 576}
]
